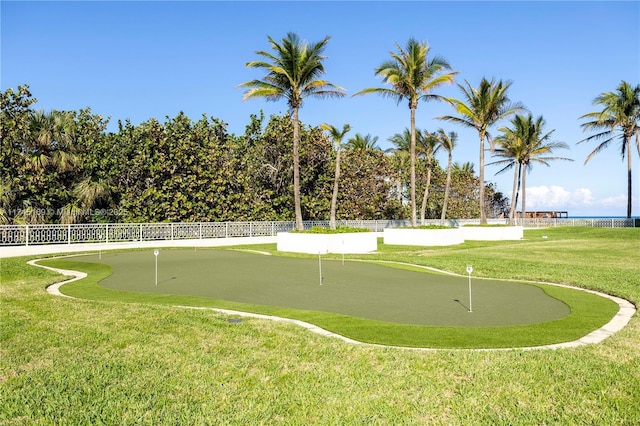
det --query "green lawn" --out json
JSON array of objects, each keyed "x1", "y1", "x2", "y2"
[{"x1": 1, "y1": 227, "x2": 638, "y2": 424}]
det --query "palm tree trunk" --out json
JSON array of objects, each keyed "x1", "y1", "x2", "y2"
[
  {"x1": 514, "y1": 167, "x2": 522, "y2": 224},
  {"x1": 420, "y1": 166, "x2": 432, "y2": 225},
  {"x1": 627, "y1": 138, "x2": 632, "y2": 218},
  {"x1": 521, "y1": 164, "x2": 527, "y2": 223},
  {"x1": 329, "y1": 146, "x2": 341, "y2": 230},
  {"x1": 508, "y1": 163, "x2": 519, "y2": 225},
  {"x1": 410, "y1": 107, "x2": 417, "y2": 227},
  {"x1": 479, "y1": 132, "x2": 487, "y2": 224},
  {"x1": 440, "y1": 153, "x2": 453, "y2": 226},
  {"x1": 292, "y1": 107, "x2": 304, "y2": 231}
]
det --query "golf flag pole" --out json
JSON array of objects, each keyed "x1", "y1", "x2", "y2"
[
  {"x1": 318, "y1": 251, "x2": 323, "y2": 285},
  {"x1": 154, "y1": 249, "x2": 159, "y2": 286},
  {"x1": 466, "y1": 265, "x2": 473, "y2": 312}
]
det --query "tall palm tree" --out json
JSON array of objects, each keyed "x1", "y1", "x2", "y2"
[
  {"x1": 321, "y1": 123, "x2": 351, "y2": 230},
  {"x1": 490, "y1": 125, "x2": 527, "y2": 224},
  {"x1": 239, "y1": 32, "x2": 345, "y2": 230},
  {"x1": 417, "y1": 131, "x2": 441, "y2": 224},
  {"x1": 579, "y1": 81, "x2": 640, "y2": 218},
  {"x1": 491, "y1": 114, "x2": 572, "y2": 222},
  {"x1": 389, "y1": 128, "x2": 442, "y2": 224},
  {"x1": 346, "y1": 133, "x2": 380, "y2": 151},
  {"x1": 354, "y1": 38, "x2": 457, "y2": 227},
  {"x1": 438, "y1": 77, "x2": 524, "y2": 223},
  {"x1": 435, "y1": 129, "x2": 457, "y2": 225}
]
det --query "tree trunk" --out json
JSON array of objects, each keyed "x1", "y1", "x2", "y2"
[
  {"x1": 508, "y1": 163, "x2": 519, "y2": 225},
  {"x1": 410, "y1": 107, "x2": 417, "y2": 227},
  {"x1": 521, "y1": 163, "x2": 527, "y2": 222},
  {"x1": 440, "y1": 152, "x2": 453, "y2": 225},
  {"x1": 292, "y1": 107, "x2": 303, "y2": 231},
  {"x1": 627, "y1": 137, "x2": 632, "y2": 218},
  {"x1": 479, "y1": 131, "x2": 487, "y2": 224},
  {"x1": 329, "y1": 145, "x2": 341, "y2": 230},
  {"x1": 420, "y1": 165, "x2": 432, "y2": 225}
]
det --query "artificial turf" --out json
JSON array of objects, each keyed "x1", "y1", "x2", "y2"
[{"x1": 69, "y1": 248, "x2": 569, "y2": 327}]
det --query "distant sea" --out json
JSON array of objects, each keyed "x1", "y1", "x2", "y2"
[{"x1": 569, "y1": 216, "x2": 639, "y2": 219}]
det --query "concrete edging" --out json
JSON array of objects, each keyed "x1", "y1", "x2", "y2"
[{"x1": 28, "y1": 250, "x2": 636, "y2": 351}]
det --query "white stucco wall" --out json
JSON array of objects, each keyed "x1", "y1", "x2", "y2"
[
  {"x1": 383, "y1": 228, "x2": 465, "y2": 246},
  {"x1": 276, "y1": 232, "x2": 379, "y2": 254}
]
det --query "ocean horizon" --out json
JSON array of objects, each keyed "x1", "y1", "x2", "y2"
[{"x1": 569, "y1": 216, "x2": 639, "y2": 219}]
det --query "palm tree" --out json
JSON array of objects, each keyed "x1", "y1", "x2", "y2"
[
  {"x1": 346, "y1": 133, "x2": 380, "y2": 151},
  {"x1": 435, "y1": 129, "x2": 457, "y2": 225},
  {"x1": 438, "y1": 77, "x2": 524, "y2": 223},
  {"x1": 239, "y1": 32, "x2": 345, "y2": 230},
  {"x1": 418, "y1": 131, "x2": 441, "y2": 224},
  {"x1": 321, "y1": 123, "x2": 351, "y2": 230},
  {"x1": 453, "y1": 162, "x2": 475, "y2": 174},
  {"x1": 490, "y1": 124, "x2": 527, "y2": 224},
  {"x1": 389, "y1": 128, "x2": 442, "y2": 224},
  {"x1": 26, "y1": 110, "x2": 78, "y2": 172},
  {"x1": 491, "y1": 114, "x2": 572, "y2": 222},
  {"x1": 354, "y1": 38, "x2": 457, "y2": 227},
  {"x1": 579, "y1": 81, "x2": 640, "y2": 218},
  {"x1": 385, "y1": 143, "x2": 410, "y2": 204},
  {"x1": 61, "y1": 176, "x2": 113, "y2": 224}
]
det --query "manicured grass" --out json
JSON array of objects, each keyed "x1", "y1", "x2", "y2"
[
  {"x1": 37, "y1": 249, "x2": 614, "y2": 348},
  {"x1": 1, "y1": 227, "x2": 639, "y2": 424}
]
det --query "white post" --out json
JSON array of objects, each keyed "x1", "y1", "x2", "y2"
[
  {"x1": 154, "y1": 249, "x2": 159, "y2": 286},
  {"x1": 466, "y1": 265, "x2": 473, "y2": 313},
  {"x1": 25, "y1": 225, "x2": 29, "y2": 247},
  {"x1": 318, "y1": 252, "x2": 323, "y2": 285}
]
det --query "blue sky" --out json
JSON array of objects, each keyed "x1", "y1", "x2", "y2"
[{"x1": 2, "y1": 1, "x2": 639, "y2": 217}]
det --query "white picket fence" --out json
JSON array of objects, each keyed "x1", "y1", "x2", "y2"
[{"x1": 0, "y1": 218, "x2": 635, "y2": 247}]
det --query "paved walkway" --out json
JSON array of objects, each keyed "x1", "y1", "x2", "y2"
[{"x1": 32, "y1": 256, "x2": 636, "y2": 351}]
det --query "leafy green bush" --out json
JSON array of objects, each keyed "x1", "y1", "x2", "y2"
[
  {"x1": 463, "y1": 223, "x2": 511, "y2": 227},
  {"x1": 398, "y1": 225, "x2": 454, "y2": 230},
  {"x1": 296, "y1": 226, "x2": 372, "y2": 234}
]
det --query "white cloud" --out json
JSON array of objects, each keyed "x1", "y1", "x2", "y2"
[
  {"x1": 522, "y1": 186, "x2": 633, "y2": 216},
  {"x1": 601, "y1": 194, "x2": 627, "y2": 207},
  {"x1": 525, "y1": 185, "x2": 590, "y2": 209}
]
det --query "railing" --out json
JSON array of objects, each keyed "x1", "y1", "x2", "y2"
[
  {"x1": 0, "y1": 218, "x2": 636, "y2": 247},
  {"x1": 517, "y1": 217, "x2": 638, "y2": 228}
]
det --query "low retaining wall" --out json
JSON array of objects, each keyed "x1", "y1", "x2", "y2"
[
  {"x1": 0, "y1": 236, "x2": 277, "y2": 258},
  {"x1": 462, "y1": 226, "x2": 524, "y2": 241},
  {"x1": 383, "y1": 228, "x2": 465, "y2": 246},
  {"x1": 276, "y1": 232, "x2": 379, "y2": 254}
]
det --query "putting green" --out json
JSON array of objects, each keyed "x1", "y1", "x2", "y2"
[{"x1": 73, "y1": 249, "x2": 570, "y2": 327}]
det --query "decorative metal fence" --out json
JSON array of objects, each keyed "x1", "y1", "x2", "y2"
[
  {"x1": 0, "y1": 218, "x2": 635, "y2": 246},
  {"x1": 517, "y1": 217, "x2": 637, "y2": 228}
]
